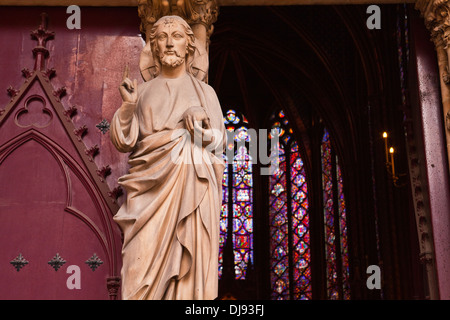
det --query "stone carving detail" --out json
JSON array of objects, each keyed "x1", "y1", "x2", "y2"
[
  {"x1": 15, "y1": 95, "x2": 52, "y2": 128},
  {"x1": 96, "y1": 119, "x2": 110, "y2": 134},
  {"x1": 10, "y1": 253, "x2": 29, "y2": 272},
  {"x1": 21, "y1": 68, "x2": 34, "y2": 79},
  {"x1": 7, "y1": 86, "x2": 19, "y2": 98},
  {"x1": 63, "y1": 105, "x2": 78, "y2": 121},
  {"x1": 419, "y1": 0, "x2": 450, "y2": 44},
  {"x1": 138, "y1": 0, "x2": 218, "y2": 82},
  {"x1": 30, "y1": 13, "x2": 55, "y2": 71},
  {"x1": 53, "y1": 87, "x2": 66, "y2": 101},
  {"x1": 138, "y1": 0, "x2": 169, "y2": 33},
  {"x1": 43, "y1": 68, "x2": 56, "y2": 79},
  {"x1": 97, "y1": 165, "x2": 112, "y2": 182},
  {"x1": 180, "y1": 0, "x2": 219, "y2": 36},
  {"x1": 138, "y1": 0, "x2": 218, "y2": 37},
  {"x1": 48, "y1": 253, "x2": 67, "y2": 271},
  {"x1": 108, "y1": 186, "x2": 123, "y2": 203},
  {"x1": 85, "y1": 253, "x2": 103, "y2": 271},
  {"x1": 85, "y1": 144, "x2": 99, "y2": 161},
  {"x1": 74, "y1": 125, "x2": 88, "y2": 141},
  {"x1": 416, "y1": 0, "x2": 450, "y2": 172},
  {"x1": 106, "y1": 276, "x2": 121, "y2": 299}
]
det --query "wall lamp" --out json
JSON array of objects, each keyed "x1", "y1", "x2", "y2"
[{"x1": 383, "y1": 132, "x2": 406, "y2": 188}]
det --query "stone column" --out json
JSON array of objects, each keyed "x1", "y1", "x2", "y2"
[
  {"x1": 414, "y1": 1, "x2": 450, "y2": 299},
  {"x1": 137, "y1": 0, "x2": 219, "y2": 82},
  {"x1": 416, "y1": 0, "x2": 450, "y2": 173}
]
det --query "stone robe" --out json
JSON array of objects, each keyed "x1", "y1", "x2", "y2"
[{"x1": 110, "y1": 72, "x2": 226, "y2": 300}]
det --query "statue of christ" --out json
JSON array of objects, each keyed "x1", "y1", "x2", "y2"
[{"x1": 110, "y1": 15, "x2": 226, "y2": 300}]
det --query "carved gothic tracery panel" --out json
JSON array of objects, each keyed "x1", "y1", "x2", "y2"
[{"x1": 0, "y1": 13, "x2": 122, "y2": 299}]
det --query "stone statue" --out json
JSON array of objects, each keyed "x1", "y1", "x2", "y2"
[
  {"x1": 110, "y1": 15, "x2": 226, "y2": 300},
  {"x1": 138, "y1": 0, "x2": 219, "y2": 82}
]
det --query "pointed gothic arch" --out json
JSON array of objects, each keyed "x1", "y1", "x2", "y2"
[{"x1": 0, "y1": 15, "x2": 122, "y2": 299}]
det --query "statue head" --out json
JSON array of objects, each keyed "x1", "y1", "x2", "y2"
[{"x1": 148, "y1": 15, "x2": 196, "y2": 75}]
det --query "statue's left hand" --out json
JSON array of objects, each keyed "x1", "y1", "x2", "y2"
[
  {"x1": 183, "y1": 106, "x2": 209, "y2": 132},
  {"x1": 182, "y1": 106, "x2": 214, "y2": 147}
]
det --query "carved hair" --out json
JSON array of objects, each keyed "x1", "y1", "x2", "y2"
[{"x1": 148, "y1": 15, "x2": 196, "y2": 76}]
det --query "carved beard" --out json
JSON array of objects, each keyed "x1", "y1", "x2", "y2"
[{"x1": 159, "y1": 50, "x2": 185, "y2": 68}]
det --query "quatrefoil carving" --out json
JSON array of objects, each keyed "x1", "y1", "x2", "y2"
[{"x1": 15, "y1": 95, "x2": 52, "y2": 128}]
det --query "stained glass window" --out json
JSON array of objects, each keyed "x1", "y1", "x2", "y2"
[
  {"x1": 321, "y1": 128, "x2": 350, "y2": 300},
  {"x1": 233, "y1": 145, "x2": 253, "y2": 279},
  {"x1": 219, "y1": 153, "x2": 228, "y2": 278},
  {"x1": 219, "y1": 109, "x2": 350, "y2": 299},
  {"x1": 220, "y1": 109, "x2": 253, "y2": 280},
  {"x1": 269, "y1": 110, "x2": 311, "y2": 300},
  {"x1": 337, "y1": 159, "x2": 350, "y2": 299}
]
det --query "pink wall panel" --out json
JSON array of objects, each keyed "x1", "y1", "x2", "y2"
[
  {"x1": 0, "y1": 6, "x2": 144, "y2": 200},
  {"x1": 0, "y1": 6, "x2": 145, "y2": 299}
]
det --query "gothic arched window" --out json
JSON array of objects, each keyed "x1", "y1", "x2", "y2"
[
  {"x1": 218, "y1": 110, "x2": 350, "y2": 300},
  {"x1": 268, "y1": 110, "x2": 311, "y2": 300},
  {"x1": 219, "y1": 110, "x2": 254, "y2": 280},
  {"x1": 321, "y1": 128, "x2": 350, "y2": 300}
]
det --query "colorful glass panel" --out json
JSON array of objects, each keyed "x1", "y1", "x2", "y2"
[
  {"x1": 233, "y1": 145, "x2": 253, "y2": 279},
  {"x1": 269, "y1": 143, "x2": 289, "y2": 299},
  {"x1": 219, "y1": 153, "x2": 228, "y2": 278},
  {"x1": 321, "y1": 128, "x2": 350, "y2": 299},
  {"x1": 269, "y1": 110, "x2": 311, "y2": 300},
  {"x1": 290, "y1": 141, "x2": 311, "y2": 300},
  {"x1": 220, "y1": 109, "x2": 253, "y2": 280},
  {"x1": 321, "y1": 128, "x2": 339, "y2": 299},
  {"x1": 337, "y1": 161, "x2": 350, "y2": 299}
]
